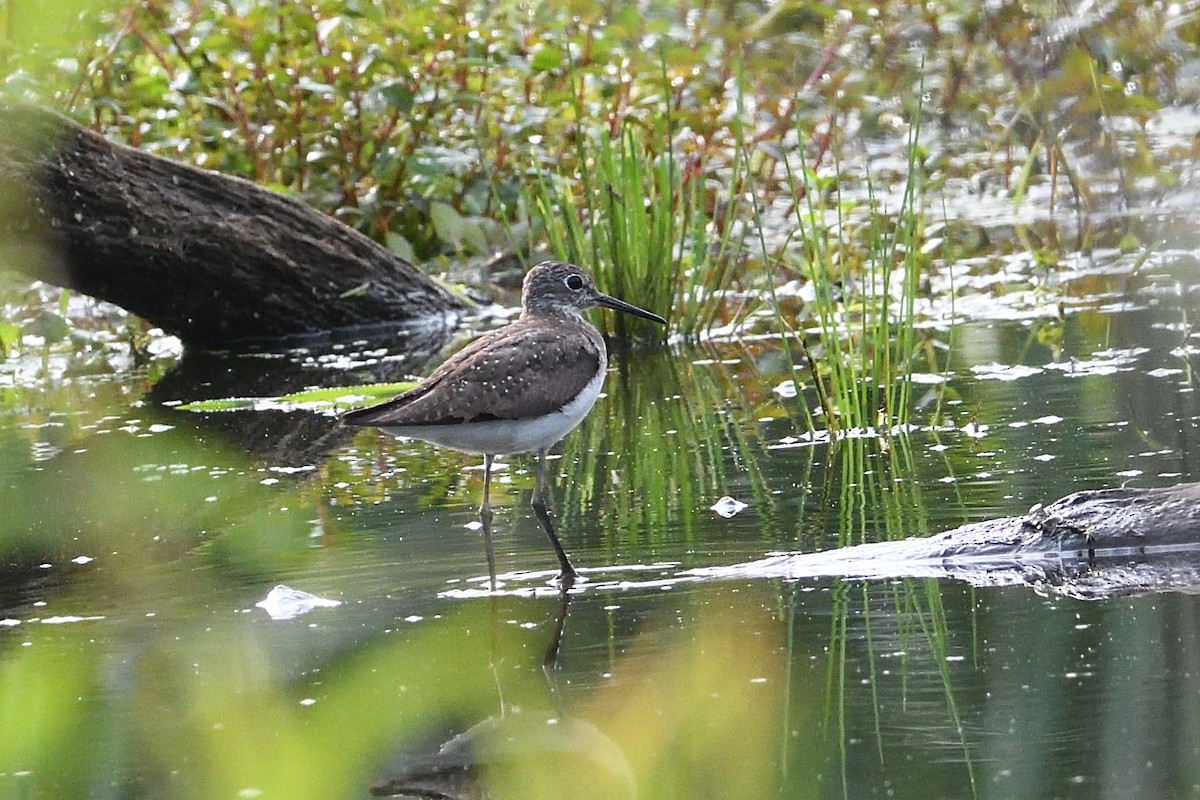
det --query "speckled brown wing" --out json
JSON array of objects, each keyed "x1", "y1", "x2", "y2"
[{"x1": 341, "y1": 317, "x2": 605, "y2": 427}]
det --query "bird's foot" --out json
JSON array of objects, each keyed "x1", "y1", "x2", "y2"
[{"x1": 552, "y1": 567, "x2": 581, "y2": 589}]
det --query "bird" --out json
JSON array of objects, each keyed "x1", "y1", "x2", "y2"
[{"x1": 341, "y1": 260, "x2": 668, "y2": 585}]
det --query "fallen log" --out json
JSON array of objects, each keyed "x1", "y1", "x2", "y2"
[
  {"x1": 0, "y1": 106, "x2": 465, "y2": 347},
  {"x1": 686, "y1": 483, "x2": 1200, "y2": 599}
]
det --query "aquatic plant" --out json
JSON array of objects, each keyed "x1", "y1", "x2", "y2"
[
  {"x1": 560, "y1": 345, "x2": 777, "y2": 556},
  {"x1": 3, "y1": 0, "x2": 1189, "y2": 317}
]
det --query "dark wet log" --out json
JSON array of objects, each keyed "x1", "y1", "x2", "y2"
[
  {"x1": 0, "y1": 106, "x2": 465, "y2": 347},
  {"x1": 148, "y1": 322, "x2": 456, "y2": 469},
  {"x1": 689, "y1": 483, "x2": 1200, "y2": 599}
]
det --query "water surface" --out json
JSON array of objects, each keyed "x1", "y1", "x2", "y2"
[{"x1": 3, "y1": 241, "x2": 1200, "y2": 799}]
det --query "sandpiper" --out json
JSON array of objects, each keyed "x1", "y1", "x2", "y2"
[{"x1": 341, "y1": 260, "x2": 668, "y2": 585}]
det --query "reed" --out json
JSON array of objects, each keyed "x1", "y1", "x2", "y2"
[
  {"x1": 812, "y1": 430, "x2": 978, "y2": 798},
  {"x1": 558, "y1": 345, "x2": 777, "y2": 557},
  {"x1": 524, "y1": 59, "x2": 741, "y2": 340},
  {"x1": 777, "y1": 103, "x2": 927, "y2": 435}
]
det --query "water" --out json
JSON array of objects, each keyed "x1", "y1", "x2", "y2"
[{"x1": 4, "y1": 247, "x2": 1200, "y2": 799}]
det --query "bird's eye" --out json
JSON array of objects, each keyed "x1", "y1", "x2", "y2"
[{"x1": 564, "y1": 274, "x2": 585, "y2": 291}]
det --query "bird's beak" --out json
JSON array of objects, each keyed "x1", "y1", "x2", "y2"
[{"x1": 594, "y1": 292, "x2": 668, "y2": 325}]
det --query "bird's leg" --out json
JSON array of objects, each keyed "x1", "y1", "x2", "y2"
[
  {"x1": 531, "y1": 448, "x2": 579, "y2": 584},
  {"x1": 479, "y1": 454, "x2": 497, "y2": 589}
]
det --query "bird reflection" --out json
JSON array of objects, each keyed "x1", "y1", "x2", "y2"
[{"x1": 369, "y1": 590, "x2": 634, "y2": 800}]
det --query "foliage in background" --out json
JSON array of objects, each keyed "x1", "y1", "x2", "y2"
[
  {"x1": 3, "y1": 0, "x2": 1195, "y2": 268},
  {"x1": 2, "y1": 0, "x2": 1195, "y2": 424}
]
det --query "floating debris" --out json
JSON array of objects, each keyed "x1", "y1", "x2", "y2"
[
  {"x1": 970, "y1": 363, "x2": 1043, "y2": 382},
  {"x1": 710, "y1": 496, "x2": 749, "y2": 518},
  {"x1": 772, "y1": 380, "x2": 797, "y2": 398},
  {"x1": 962, "y1": 420, "x2": 989, "y2": 439},
  {"x1": 255, "y1": 585, "x2": 341, "y2": 621}
]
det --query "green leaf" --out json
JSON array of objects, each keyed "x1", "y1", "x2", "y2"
[
  {"x1": 529, "y1": 45, "x2": 563, "y2": 72},
  {"x1": 385, "y1": 232, "x2": 415, "y2": 263},
  {"x1": 376, "y1": 80, "x2": 414, "y2": 113},
  {"x1": 1035, "y1": 321, "x2": 1062, "y2": 347},
  {"x1": 278, "y1": 383, "x2": 414, "y2": 405},
  {"x1": 174, "y1": 397, "x2": 258, "y2": 412},
  {"x1": 1118, "y1": 232, "x2": 1142, "y2": 253},
  {"x1": 0, "y1": 323, "x2": 20, "y2": 355},
  {"x1": 173, "y1": 382, "x2": 415, "y2": 413},
  {"x1": 460, "y1": 218, "x2": 490, "y2": 254},
  {"x1": 429, "y1": 201, "x2": 466, "y2": 249}
]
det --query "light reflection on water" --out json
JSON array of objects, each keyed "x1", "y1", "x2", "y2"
[{"x1": 4, "y1": 260, "x2": 1200, "y2": 797}]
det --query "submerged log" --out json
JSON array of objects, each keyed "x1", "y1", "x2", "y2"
[
  {"x1": 147, "y1": 321, "x2": 457, "y2": 468},
  {"x1": 688, "y1": 483, "x2": 1200, "y2": 599},
  {"x1": 0, "y1": 106, "x2": 465, "y2": 347}
]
